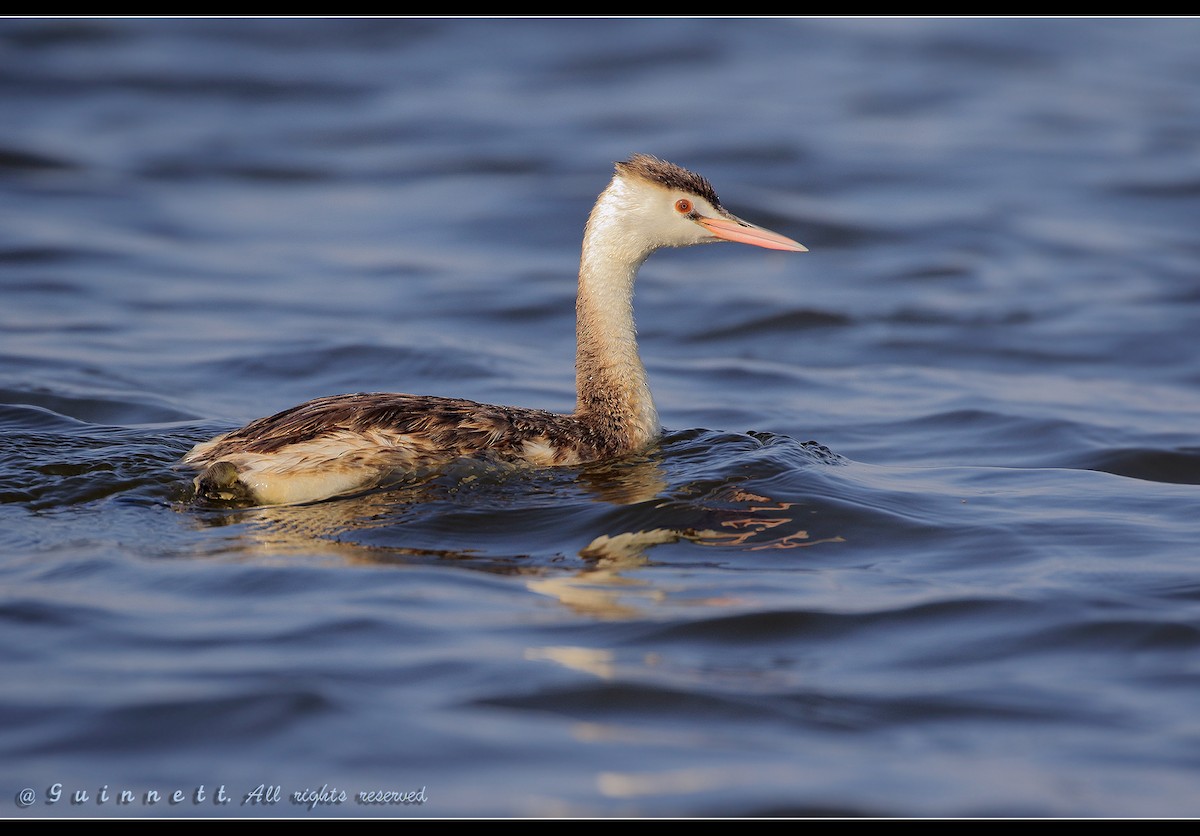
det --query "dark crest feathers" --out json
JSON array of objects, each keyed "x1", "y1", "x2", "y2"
[{"x1": 615, "y1": 153, "x2": 723, "y2": 208}]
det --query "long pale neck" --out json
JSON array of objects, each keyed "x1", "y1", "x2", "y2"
[{"x1": 573, "y1": 196, "x2": 660, "y2": 452}]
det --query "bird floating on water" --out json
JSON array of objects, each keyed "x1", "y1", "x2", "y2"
[{"x1": 184, "y1": 154, "x2": 807, "y2": 505}]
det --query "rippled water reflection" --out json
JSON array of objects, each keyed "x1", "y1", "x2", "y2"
[{"x1": 2, "y1": 18, "x2": 1199, "y2": 817}]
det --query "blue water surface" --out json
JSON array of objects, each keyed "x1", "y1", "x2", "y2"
[{"x1": 1, "y1": 18, "x2": 1198, "y2": 817}]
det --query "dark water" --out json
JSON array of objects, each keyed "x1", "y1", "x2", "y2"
[{"x1": 2, "y1": 18, "x2": 1199, "y2": 817}]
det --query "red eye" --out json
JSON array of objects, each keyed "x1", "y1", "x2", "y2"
[{"x1": 675, "y1": 199, "x2": 692, "y2": 214}]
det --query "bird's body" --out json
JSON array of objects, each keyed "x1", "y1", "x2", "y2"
[{"x1": 184, "y1": 154, "x2": 805, "y2": 506}]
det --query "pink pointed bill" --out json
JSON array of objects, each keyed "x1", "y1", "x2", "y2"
[{"x1": 698, "y1": 216, "x2": 807, "y2": 252}]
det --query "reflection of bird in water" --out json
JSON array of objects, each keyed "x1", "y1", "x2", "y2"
[{"x1": 184, "y1": 154, "x2": 806, "y2": 506}]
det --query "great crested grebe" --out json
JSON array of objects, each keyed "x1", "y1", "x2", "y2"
[{"x1": 184, "y1": 154, "x2": 806, "y2": 506}]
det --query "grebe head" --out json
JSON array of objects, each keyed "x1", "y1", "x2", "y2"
[{"x1": 584, "y1": 154, "x2": 807, "y2": 265}]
